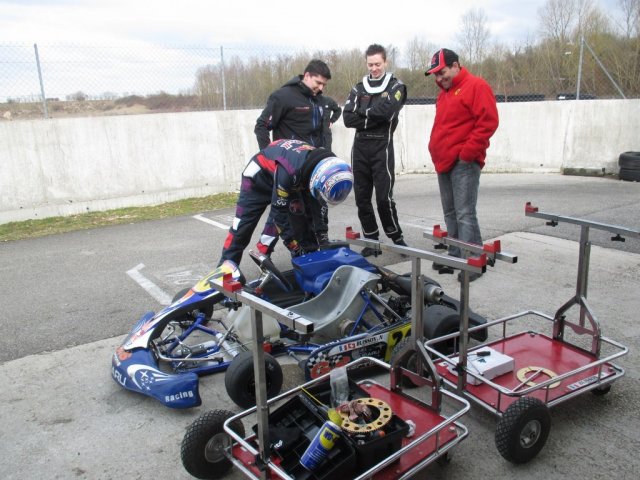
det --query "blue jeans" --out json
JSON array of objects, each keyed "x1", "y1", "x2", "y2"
[{"x1": 437, "y1": 160, "x2": 482, "y2": 258}]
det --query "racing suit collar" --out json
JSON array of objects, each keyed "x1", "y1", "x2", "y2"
[{"x1": 363, "y1": 72, "x2": 392, "y2": 94}]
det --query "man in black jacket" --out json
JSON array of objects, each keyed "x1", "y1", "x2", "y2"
[
  {"x1": 254, "y1": 59, "x2": 333, "y2": 246},
  {"x1": 343, "y1": 44, "x2": 407, "y2": 257},
  {"x1": 321, "y1": 96, "x2": 342, "y2": 150},
  {"x1": 254, "y1": 59, "x2": 332, "y2": 150}
]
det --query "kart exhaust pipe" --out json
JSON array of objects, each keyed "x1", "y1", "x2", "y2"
[{"x1": 377, "y1": 266, "x2": 444, "y2": 304}]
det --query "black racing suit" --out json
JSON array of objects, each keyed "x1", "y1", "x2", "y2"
[
  {"x1": 343, "y1": 73, "x2": 407, "y2": 242},
  {"x1": 218, "y1": 140, "x2": 334, "y2": 266},
  {"x1": 254, "y1": 76, "x2": 330, "y2": 243}
]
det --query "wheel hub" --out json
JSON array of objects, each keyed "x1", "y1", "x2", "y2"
[
  {"x1": 204, "y1": 433, "x2": 229, "y2": 463},
  {"x1": 520, "y1": 419, "x2": 542, "y2": 448}
]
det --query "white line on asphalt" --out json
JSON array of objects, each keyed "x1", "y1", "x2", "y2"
[
  {"x1": 193, "y1": 214, "x2": 229, "y2": 229},
  {"x1": 126, "y1": 263, "x2": 173, "y2": 305}
]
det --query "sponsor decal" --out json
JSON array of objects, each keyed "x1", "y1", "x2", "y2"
[
  {"x1": 337, "y1": 333, "x2": 386, "y2": 353},
  {"x1": 567, "y1": 375, "x2": 600, "y2": 391},
  {"x1": 111, "y1": 365, "x2": 127, "y2": 386},
  {"x1": 165, "y1": 390, "x2": 195, "y2": 403},
  {"x1": 394, "y1": 90, "x2": 402, "y2": 101},
  {"x1": 116, "y1": 346, "x2": 132, "y2": 362},
  {"x1": 127, "y1": 364, "x2": 174, "y2": 391},
  {"x1": 276, "y1": 188, "x2": 289, "y2": 198},
  {"x1": 310, "y1": 356, "x2": 351, "y2": 378}
]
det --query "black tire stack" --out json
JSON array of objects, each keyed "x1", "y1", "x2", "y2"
[{"x1": 619, "y1": 152, "x2": 640, "y2": 182}]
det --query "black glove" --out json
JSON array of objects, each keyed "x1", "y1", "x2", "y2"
[
  {"x1": 286, "y1": 240, "x2": 305, "y2": 258},
  {"x1": 316, "y1": 233, "x2": 330, "y2": 246}
]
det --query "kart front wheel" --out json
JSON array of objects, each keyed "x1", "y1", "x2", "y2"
[
  {"x1": 181, "y1": 409, "x2": 244, "y2": 479},
  {"x1": 495, "y1": 397, "x2": 551, "y2": 463},
  {"x1": 224, "y1": 350, "x2": 283, "y2": 409}
]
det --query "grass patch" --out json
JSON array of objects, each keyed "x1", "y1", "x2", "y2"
[{"x1": 0, "y1": 193, "x2": 238, "y2": 242}]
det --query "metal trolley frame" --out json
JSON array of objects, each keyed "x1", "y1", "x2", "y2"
[
  {"x1": 210, "y1": 234, "x2": 488, "y2": 479},
  {"x1": 423, "y1": 202, "x2": 638, "y2": 463}
]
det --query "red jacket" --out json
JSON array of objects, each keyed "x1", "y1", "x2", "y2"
[{"x1": 428, "y1": 67, "x2": 499, "y2": 173}]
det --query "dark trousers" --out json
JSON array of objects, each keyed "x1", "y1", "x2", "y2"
[
  {"x1": 218, "y1": 168, "x2": 277, "y2": 266},
  {"x1": 351, "y1": 135, "x2": 402, "y2": 241}
]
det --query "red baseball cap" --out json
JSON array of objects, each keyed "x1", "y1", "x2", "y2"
[{"x1": 425, "y1": 48, "x2": 459, "y2": 76}]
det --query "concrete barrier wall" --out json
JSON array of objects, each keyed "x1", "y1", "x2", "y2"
[{"x1": 1, "y1": 99, "x2": 638, "y2": 224}]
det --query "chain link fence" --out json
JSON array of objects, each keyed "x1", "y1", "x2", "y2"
[{"x1": 1, "y1": 41, "x2": 637, "y2": 121}]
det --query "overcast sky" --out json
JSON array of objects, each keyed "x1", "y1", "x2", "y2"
[
  {"x1": 0, "y1": 0, "x2": 619, "y2": 51},
  {"x1": 0, "y1": 0, "x2": 624, "y2": 101}
]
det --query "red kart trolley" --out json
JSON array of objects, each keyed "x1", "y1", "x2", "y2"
[
  {"x1": 181, "y1": 239, "x2": 481, "y2": 479},
  {"x1": 423, "y1": 203, "x2": 638, "y2": 463}
]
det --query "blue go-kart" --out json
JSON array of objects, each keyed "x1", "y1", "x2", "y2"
[{"x1": 112, "y1": 243, "x2": 488, "y2": 409}]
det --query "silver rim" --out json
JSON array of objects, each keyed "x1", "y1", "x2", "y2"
[
  {"x1": 520, "y1": 419, "x2": 542, "y2": 449},
  {"x1": 204, "y1": 433, "x2": 230, "y2": 463}
]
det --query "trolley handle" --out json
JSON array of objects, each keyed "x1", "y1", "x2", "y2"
[
  {"x1": 422, "y1": 226, "x2": 518, "y2": 265},
  {"x1": 525, "y1": 202, "x2": 640, "y2": 240}
]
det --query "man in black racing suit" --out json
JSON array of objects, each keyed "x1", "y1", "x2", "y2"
[
  {"x1": 343, "y1": 44, "x2": 407, "y2": 257},
  {"x1": 217, "y1": 140, "x2": 353, "y2": 267}
]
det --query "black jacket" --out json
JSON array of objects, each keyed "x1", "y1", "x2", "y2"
[
  {"x1": 343, "y1": 73, "x2": 406, "y2": 135},
  {"x1": 255, "y1": 76, "x2": 325, "y2": 150}
]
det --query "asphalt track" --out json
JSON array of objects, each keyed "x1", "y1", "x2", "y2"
[{"x1": 1, "y1": 173, "x2": 639, "y2": 479}]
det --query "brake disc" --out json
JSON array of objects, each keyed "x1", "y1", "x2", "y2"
[{"x1": 338, "y1": 397, "x2": 393, "y2": 434}]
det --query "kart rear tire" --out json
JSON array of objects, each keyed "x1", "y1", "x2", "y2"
[
  {"x1": 390, "y1": 337, "x2": 430, "y2": 387},
  {"x1": 424, "y1": 304, "x2": 462, "y2": 354},
  {"x1": 181, "y1": 409, "x2": 244, "y2": 479},
  {"x1": 495, "y1": 397, "x2": 551, "y2": 463},
  {"x1": 224, "y1": 350, "x2": 283, "y2": 409}
]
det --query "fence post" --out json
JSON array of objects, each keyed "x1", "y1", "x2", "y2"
[
  {"x1": 220, "y1": 46, "x2": 227, "y2": 111},
  {"x1": 34, "y1": 43, "x2": 49, "y2": 119},
  {"x1": 583, "y1": 37, "x2": 627, "y2": 100},
  {"x1": 576, "y1": 36, "x2": 584, "y2": 100}
]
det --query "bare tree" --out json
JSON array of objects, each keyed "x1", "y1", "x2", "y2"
[
  {"x1": 404, "y1": 36, "x2": 436, "y2": 71},
  {"x1": 456, "y1": 7, "x2": 491, "y2": 65},
  {"x1": 538, "y1": 0, "x2": 577, "y2": 43},
  {"x1": 615, "y1": 0, "x2": 640, "y2": 37}
]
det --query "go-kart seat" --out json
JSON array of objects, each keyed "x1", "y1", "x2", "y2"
[{"x1": 288, "y1": 265, "x2": 381, "y2": 343}]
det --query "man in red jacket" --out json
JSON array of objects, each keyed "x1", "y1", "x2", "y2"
[{"x1": 426, "y1": 48, "x2": 499, "y2": 282}]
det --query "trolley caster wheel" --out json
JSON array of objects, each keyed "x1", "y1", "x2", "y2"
[
  {"x1": 591, "y1": 384, "x2": 612, "y2": 396},
  {"x1": 181, "y1": 409, "x2": 245, "y2": 479},
  {"x1": 495, "y1": 397, "x2": 551, "y2": 463},
  {"x1": 224, "y1": 350, "x2": 283, "y2": 409},
  {"x1": 436, "y1": 451, "x2": 452, "y2": 466}
]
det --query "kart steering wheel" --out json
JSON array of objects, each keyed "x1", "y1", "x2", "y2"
[{"x1": 248, "y1": 250, "x2": 293, "y2": 292}]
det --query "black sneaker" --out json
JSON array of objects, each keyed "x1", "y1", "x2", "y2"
[
  {"x1": 433, "y1": 261, "x2": 455, "y2": 274},
  {"x1": 361, "y1": 246, "x2": 382, "y2": 257},
  {"x1": 457, "y1": 271, "x2": 483, "y2": 283},
  {"x1": 393, "y1": 238, "x2": 408, "y2": 247}
]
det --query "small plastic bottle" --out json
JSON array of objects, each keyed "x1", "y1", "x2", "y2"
[{"x1": 330, "y1": 366, "x2": 349, "y2": 408}]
